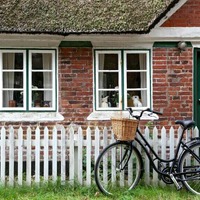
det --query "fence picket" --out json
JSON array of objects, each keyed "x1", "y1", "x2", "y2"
[
  {"x1": 169, "y1": 127, "x2": 175, "y2": 161},
  {"x1": 60, "y1": 125, "x2": 66, "y2": 185},
  {"x1": 52, "y1": 126, "x2": 57, "y2": 182},
  {"x1": 35, "y1": 126, "x2": 40, "y2": 184},
  {"x1": 144, "y1": 126, "x2": 150, "y2": 184},
  {"x1": 44, "y1": 127, "x2": 49, "y2": 182},
  {"x1": 9, "y1": 126, "x2": 15, "y2": 186},
  {"x1": 0, "y1": 125, "x2": 199, "y2": 187},
  {"x1": 111, "y1": 132, "x2": 116, "y2": 183},
  {"x1": 186, "y1": 129, "x2": 190, "y2": 142},
  {"x1": 26, "y1": 127, "x2": 32, "y2": 186},
  {"x1": 94, "y1": 127, "x2": 100, "y2": 162},
  {"x1": 86, "y1": 127, "x2": 92, "y2": 186},
  {"x1": 103, "y1": 127, "x2": 108, "y2": 185},
  {"x1": 152, "y1": 126, "x2": 158, "y2": 185},
  {"x1": 161, "y1": 127, "x2": 166, "y2": 161},
  {"x1": 160, "y1": 127, "x2": 166, "y2": 186},
  {"x1": 18, "y1": 127, "x2": 23, "y2": 185},
  {"x1": 0, "y1": 126, "x2": 6, "y2": 186},
  {"x1": 177, "y1": 127, "x2": 182, "y2": 157},
  {"x1": 77, "y1": 127, "x2": 83, "y2": 185},
  {"x1": 193, "y1": 126, "x2": 199, "y2": 137},
  {"x1": 69, "y1": 126, "x2": 75, "y2": 183}
]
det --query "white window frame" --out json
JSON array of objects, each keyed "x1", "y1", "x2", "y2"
[
  {"x1": 0, "y1": 50, "x2": 26, "y2": 111},
  {"x1": 29, "y1": 50, "x2": 56, "y2": 111},
  {"x1": 95, "y1": 50, "x2": 151, "y2": 111},
  {"x1": 0, "y1": 49, "x2": 56, "y2": 111},
  {"x1": 123, "y1": 50, "x2": 151, "y2": 110},
  {"x1": 95, "y1": 50, "x2": 122, "y2": 110}
]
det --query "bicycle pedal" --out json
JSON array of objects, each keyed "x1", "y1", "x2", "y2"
[{"x1": 170, "y1": 174, "x2": 182, "y2": 190}]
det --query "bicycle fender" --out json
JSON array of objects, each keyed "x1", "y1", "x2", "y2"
[
  {"x1": 178, "y1": 138, "x2": 200, "y2": 168},
  {"x1": 185, "y1": 137, "x2": 200, "y2": 147}
]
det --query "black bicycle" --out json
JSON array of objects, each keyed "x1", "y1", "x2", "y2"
[{"x1": 94, "y1": 108, "x2": 200, "y2": 195}]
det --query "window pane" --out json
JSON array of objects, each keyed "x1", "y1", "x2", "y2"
[
  {"x1": 3, "y1": 90, "x2": 23, "y2": 107},
  {"x1": 126, "y1": 90, "x2": 147, "y2": 107},
  {"x1": 32, "y1": 90, "x2": 52, "y2": 107},
  {"x1": 126, "y1": 52, "x2": 148, "y2": 108},
  {"x1": 99, "y1": 54, "x2": 118, "y2": 70},
  {"x1": 32, "y1": 53, "x2": 52, "y2": 70},
  {"x1": 99, "y1": 90, "x2": 119, "y2": 108},
  {"x1": 98, "y1": 72, "x2": 118, "y2": 89},
  {"x1": 3, "y1": 72, "x2": 23, "y2": 88},
  {"x1": 127, "y1": 72, "x2": 147, "y2": 88},
  {"x1": 32, "y1": 53, "x2": 42, "y2": 69},
  {"x1": 32, "y1": 72, "x2": 52, "y2": 89},
  {"x1": 43, "y1": 72, "x2": 52, "y2": 88},
  {"x1": 127, "y1": 53, "x2": 146, "y2": 70},
  {"x1": 3, "y1": 53, "x2": 23, "y2": 70},
  {"x1": 97, "y1": 52, "x2": 120, "y2": 109},
  {"x1": 14, "y1": 90, "x2": 24, "y2": 107},
  {"x1": 96, "y1": 50, "x2": 149, "y2": 110},
  {"x1": 2, "y1": 52, "x2": 24, "y2": 108},
  {"x1": 30, "y1": 51, "x2": 54, "y2": 110}
]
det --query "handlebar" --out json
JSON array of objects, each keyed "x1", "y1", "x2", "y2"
[{"x1": 126, "y1": 107, "x2": 162, "y2": 120}]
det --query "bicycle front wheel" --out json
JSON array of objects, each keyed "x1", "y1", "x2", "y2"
[
  {"x1": 179, "y1": 142, "x2": 200, "y2": 195},
  {"x1": 94, "y1": 141, "x2": 143, "y2": 195}
]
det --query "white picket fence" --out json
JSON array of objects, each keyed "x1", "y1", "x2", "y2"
[{"x1": 0, "y1": 125, "x2": 199, "y2": 187}]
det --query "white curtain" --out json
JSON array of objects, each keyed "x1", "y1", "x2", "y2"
[
  {"x1": 139, "y1": 54, "x2": 147, "y2": 107},
  {"x1": 98, "y1": 54, "x2": 106, "y2": 106},
  {"x1": 3, "y1": 53, "x2": 15, "y2": 107},
  {"x1": 43, "y1": 54, "x2": 52, "y2": 102}
]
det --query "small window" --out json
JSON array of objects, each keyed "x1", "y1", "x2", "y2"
[
  {"x1": 0, "y1": 49, "x2": 56, "y2": 111},
  {"x1": 95, "y1": 50, "x2": 150, "y2": 110}
]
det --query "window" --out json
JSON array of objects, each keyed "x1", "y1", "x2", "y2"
[
  {"x1": 95, "y1": 50, "x2": 150, "y2": 110},
  {"x1": 0, "y1": 49, "x2": 56, "y2": 111}
]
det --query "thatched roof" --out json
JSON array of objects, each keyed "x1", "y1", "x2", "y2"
[{"x1": 0, "y1": 0, "x2": 180, "y2": 35}]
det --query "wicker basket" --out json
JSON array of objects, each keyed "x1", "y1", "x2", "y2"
[{"x1": 111, "y1": 118, "x2": 138, "y2": 141}]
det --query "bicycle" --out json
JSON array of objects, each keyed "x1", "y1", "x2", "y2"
[{"x1": 94, "y1": 108, "x2": 200, "y2": 195}]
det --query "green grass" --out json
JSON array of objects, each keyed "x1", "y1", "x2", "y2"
[{"x1": 0, "y1": 183, "x2": 200, "y2": 200}]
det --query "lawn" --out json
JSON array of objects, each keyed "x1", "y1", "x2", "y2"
[{"x1": 0, "y1": 183, "x2": 200, "y2": 200}]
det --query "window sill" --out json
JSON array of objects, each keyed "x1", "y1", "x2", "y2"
[
  {"x1": 0, "y1": 112, "x2": 64, "y2": 122},
  {"x1": 87, "y1": 111, "x2": 159, "y2": 121}
]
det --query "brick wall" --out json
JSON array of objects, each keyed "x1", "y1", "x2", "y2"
[
  {"x1": 0, "y1": 46, "x2": 193, "y2": 130},
  {"x1": 162, "y1": 0, "x2": 200, "y2": 27},
  {"x1": 152, "y1": 47, "x2": 193, "y2": 127},
  {"x1": 58, "y1": 46, "x2": 194, "y2": 129},
  {"x1": 58, "y1": 47, "x2": 94, "y2": 127}
]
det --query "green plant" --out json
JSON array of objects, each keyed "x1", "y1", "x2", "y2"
[
  {"x1": 0, "y1": 183, "x2": 199, "y2": 200},
  {"x1": 112, "y1": 92, "x2": 119, "y2": 104}
]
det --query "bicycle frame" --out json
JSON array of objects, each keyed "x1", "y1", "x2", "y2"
[
  {"x1": 134, "y1": 127, "x2": 200, "y2": 178},
  {"x1": 116, "y1": 107, "x2": 200, "y2": 190}
]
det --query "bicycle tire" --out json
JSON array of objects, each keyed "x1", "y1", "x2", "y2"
[
  {"x1": 94, "y1": 141, "x2": 143, "y2": 195},
  {"x1": 179, "y1": 142, "x2": 200, "y2": 195}
]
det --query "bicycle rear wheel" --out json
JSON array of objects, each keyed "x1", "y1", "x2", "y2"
[
  {"x1": 94, "y1": 141, "x2": 143, "y2": 195},
  {"x1": 179, "y1": 142, "x2": 200, "y2": 195}
]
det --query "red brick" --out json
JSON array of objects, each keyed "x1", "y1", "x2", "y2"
[
  {"x1": 162, "y1": 0, "x2": 200, "y2": 27},
  {"x1": 153, "y1": 46, "x2": 193, "y2": 126},
  {"x1": 59, "y1": 47, "x2": 93, "y2": 125}
]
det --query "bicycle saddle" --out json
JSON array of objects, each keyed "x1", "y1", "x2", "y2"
[{"x1": 175, "y1": 120, "x2": 195, "y2": 129}]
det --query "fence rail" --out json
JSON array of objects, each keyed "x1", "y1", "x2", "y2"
[{"x1": 0, "y1": 125, "x2": 199, "y2": 187}]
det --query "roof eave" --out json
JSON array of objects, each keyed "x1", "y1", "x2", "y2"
[{"x1": 0, "y1": 29, "x2": 150, "y2": 36}]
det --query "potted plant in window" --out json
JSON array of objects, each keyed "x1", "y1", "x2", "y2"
[
  {"x1": 112, "y1": 92, "x2": 118, "y2": 107},
  {"x1": 111, "y1": 92, "x2": 133, "y2": 107}
]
